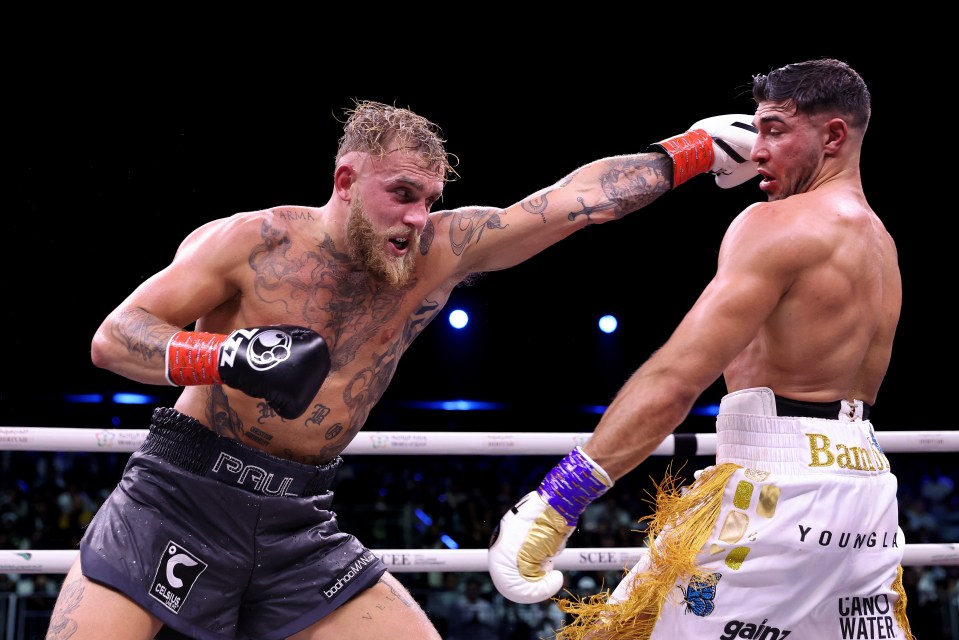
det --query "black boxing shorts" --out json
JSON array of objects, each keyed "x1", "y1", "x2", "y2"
[{"x1": 80, "y1": 407, "x2": 386, "y2": 640}]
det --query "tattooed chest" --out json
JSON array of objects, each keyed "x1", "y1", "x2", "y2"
[
  {"x1": 325, "y1": 292, "x2": 447, "y2": 444},
  {"x1": 247, "y1": 236, "x2": 447, "y2": 436},
  {"x1": 250, "y1": 244, "x2": 392, "y2": 341}
]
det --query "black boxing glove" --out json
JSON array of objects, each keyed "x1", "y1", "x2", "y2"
[{"x1": 165, "y1": 325, "x2": 331, "y2": 419}]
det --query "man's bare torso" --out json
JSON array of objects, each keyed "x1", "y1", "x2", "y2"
[
  {"x1": 722, "y1": 184, "x2": 901, "y2": 405},
  {"x1": 173, "y1": 206, "x2": 461, "y2": 465}
]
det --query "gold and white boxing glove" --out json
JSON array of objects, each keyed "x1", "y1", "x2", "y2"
[{"x1": 488, "y1": 447, "x2": 612, "y2": 604}]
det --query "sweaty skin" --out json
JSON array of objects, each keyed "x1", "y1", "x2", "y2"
[
  {"x1": 91, "y1": 149, "x2": 672, "y2": 466},
  {"x1": 62, "y1": 105, "x2": 703, "y2": 640},
  {"x1": 582, "y1": 101, "x2": 901, "y2": 480}
]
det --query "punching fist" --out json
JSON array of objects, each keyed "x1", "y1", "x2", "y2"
[
  {"x1": 166, "y1": 325, "x2": 331, "y2": 419},
  {"x1": 651, "y1": 114, "x2": 758, "y2": 188},
  {"x1": 489, "y1": 447, "x2": 612, "y2": 604}
]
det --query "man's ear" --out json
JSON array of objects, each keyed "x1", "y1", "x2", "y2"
[
  {"x1": 334, "y1": 164, "x2": 355, "y2": 200},
  {"x1": 823, "y1": 117, "x2": 848, "y2": 156}
]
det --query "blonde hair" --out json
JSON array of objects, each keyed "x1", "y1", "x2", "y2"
[{"x1": 335, "y1": 99, "x2": 459, "y2": 182}]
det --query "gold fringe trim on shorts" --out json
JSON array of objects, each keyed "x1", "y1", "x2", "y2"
[
  {"x1": 891, "y1": 564, "x2": 915, "y2": 640},
  {"x1": 553, "y1": 463, "x2": 739, "y2": 640}
]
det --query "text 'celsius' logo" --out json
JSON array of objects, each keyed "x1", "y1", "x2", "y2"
[{"x1": 150, "y1": 542, "x2": 208, "y2": 614}]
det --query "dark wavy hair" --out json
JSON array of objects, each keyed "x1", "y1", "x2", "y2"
[{"x1": 752, "y1": 58, "x2": 871, "y2": 130}]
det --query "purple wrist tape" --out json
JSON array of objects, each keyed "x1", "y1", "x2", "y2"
[{"x1": 537, "y1": 447, "x2": 611, "y2": 526}]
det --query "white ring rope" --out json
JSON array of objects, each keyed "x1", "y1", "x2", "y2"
[
  {"x1": 1, "y1": 427, "x2": 957, "y2": 455},
  {"x1": 3, "y1": 544, "x2": 956, "y2": 575},
  {"x1": 2, "y1": 427, "x2": 956, "y2": 574}
]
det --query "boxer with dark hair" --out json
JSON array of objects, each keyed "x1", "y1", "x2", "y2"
[{"x1": 489, "y1": 58, "x2": 915, "y2": 640}]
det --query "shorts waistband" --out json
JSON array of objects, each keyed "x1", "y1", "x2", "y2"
[
  {"x1": 775, "y1": 395, "x2": 871, "y2": 420},
  {"x1": 719, "y1": 386, "x2": 871, "y2": 420},
  {"x1": 140, "y1": 407, "x2": 340, "y2": 497},
  {"x1": 716, "y1": 388, "x2": 889, "y2": 476}
]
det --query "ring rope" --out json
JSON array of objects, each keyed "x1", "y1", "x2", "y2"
[
  {"x1": 3, "y1": 427, "x2": 956, "y2": 574},
  {"x1": 3, "y1": 544, "x2": 956, "y2": 575},
  {"x1": 1, "y1": 427, "x2": 957, "y2": 455}
]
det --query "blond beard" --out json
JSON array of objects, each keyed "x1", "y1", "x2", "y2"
[{"x1": 346, "y1": 196, "x2": 418, "y2": 287}]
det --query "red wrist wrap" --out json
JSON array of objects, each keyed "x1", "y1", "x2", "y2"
[
  {"x1": 166, "y1": 331, "x2": 227, "y2": 386},
  {"x1": 656, "y1": 129, "x2": 714, "y2": 187}
]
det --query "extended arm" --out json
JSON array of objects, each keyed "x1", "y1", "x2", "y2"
[
  {"x1": 446, "y1": 115, "x2": 758, "y2": 276},
  {"x1": 489, "y1": 199, "x2": 796, "y2": 605}
]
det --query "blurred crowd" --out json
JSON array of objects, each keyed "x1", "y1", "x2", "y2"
[{"x1": 2, "y1": 447, "x2": 957, "y2": 639}]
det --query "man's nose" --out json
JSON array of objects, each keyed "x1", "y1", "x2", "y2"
[{"x1": 404, "y1": 203, "x2": 429, "y2": 230}]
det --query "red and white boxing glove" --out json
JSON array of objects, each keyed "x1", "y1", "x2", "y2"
[
  {"x1": 488, "y1": 447, "x2": 613, "y2": 604},
  {"x1": 651, "y1": 114, "x2": 759, "y2": 188},
  {"x1": 166, "y1": 325, "x2": 330, "y2": 419}
]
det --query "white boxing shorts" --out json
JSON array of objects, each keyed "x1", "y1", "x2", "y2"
[{"x1": 559, "y1": 387, "x2": 913, "y2": 640}]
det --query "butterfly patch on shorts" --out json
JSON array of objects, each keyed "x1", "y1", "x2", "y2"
[{"x1": 679, "y1": 572, "x2": 721, "y2": 617}]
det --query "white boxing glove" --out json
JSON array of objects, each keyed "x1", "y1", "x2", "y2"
[
  {"x1": 488, "y1": 491, "x2": 570, "y2": 604},
  {"x1": 488, "y1": 447, "x2": 612, "y2": 604},
  {"x1": 650, "y1": 114, "x2": 759, "y2": 189}
]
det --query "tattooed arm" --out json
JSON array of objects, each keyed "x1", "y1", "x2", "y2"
[
  {"x1": 431, "y1": 151, "x2": 673, "y2": 277},
  {"x1": 429, "y1": 114, "x2": 760, "y2": 277},
  {"x1": 89, "y1": 212, "x2": 267, "y2": 384}
]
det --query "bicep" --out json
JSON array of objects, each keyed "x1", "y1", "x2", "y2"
[
  {"x1": 688, "y1": 275, "x2": 778, "y2": 361},
  {"x1": 111, "y1": 224, "x2": 243, "y2": 329},
  {"x1": 90, "y1": 219, "x2": 252, "y2": 381},
  {"x1": 655, "y1": 256, "x2": 787, "y2": 389},
  {"x1": 659, "y1": 208, "x2": 807, "y2": 381},
  {"x1": 431, "y1": 196, "x2": 587, "y2": 278}
]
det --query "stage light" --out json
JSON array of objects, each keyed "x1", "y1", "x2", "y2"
[
  {"x1": 599, "y1": 314, "x2": 618, "y2": 334},
  {"x1": 449, "y1": 308, "x2": 469, "y2": 329},
  {"x1": 112, "y1": 393, "x2": 156, "y2": 405}
]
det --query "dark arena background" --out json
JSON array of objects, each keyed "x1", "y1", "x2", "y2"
[{"x1": 4, "y1": 33, "x2": 955, "y2": 640}]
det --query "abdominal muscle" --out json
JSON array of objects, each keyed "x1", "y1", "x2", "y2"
[{"x1": 172, "y1": 368, "x2": 382, "y2": 466}]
